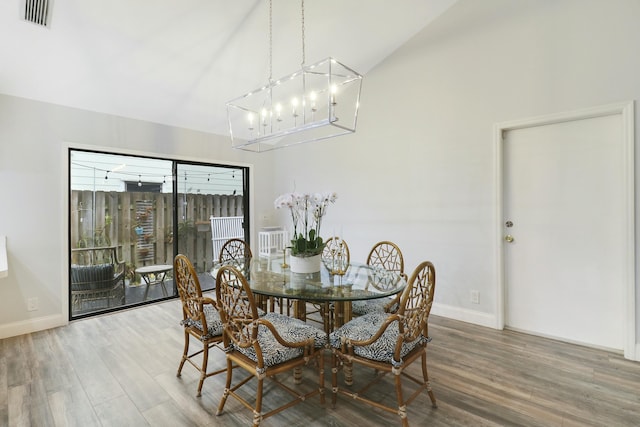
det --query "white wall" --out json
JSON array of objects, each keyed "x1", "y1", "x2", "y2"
[
  {"x1": 0, "y1": 95, "x2": 275, "y2": 338},
  {"x1": 268, "y1": 0, "x2": 640, "y2": 351}
]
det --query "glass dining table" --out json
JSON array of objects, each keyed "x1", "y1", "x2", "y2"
[{"x1": 211, "y1": 256, "x2": 407, "y2": 332}]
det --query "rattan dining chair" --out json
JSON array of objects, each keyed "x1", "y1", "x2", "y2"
[
  {"x1": 215, "y1": 264, "x2": 327, "y2": 426},
  {"x1": 321, "y1": 236, "x2": 350, "y2": 267},
  {"x1": 218, "y1": 238, "x2": 289, "y2": 314},
  {"x1": 219, "y1": 238, "x2": 253, "y2": 263},
  {"x1": 330, "y1": 261, "x2": 437, "y2": 427},
  {"x1": 352, "y1": 240, "x2": 408, "y2": 316},
  {"x1": 174, "y1": 254, "x2": 225, "y2": 397}
]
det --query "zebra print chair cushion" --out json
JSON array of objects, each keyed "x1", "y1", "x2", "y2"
[
  {"x1": 235, "y1": 312, "x2": 327, "y2": 366},
  {"x1": 181, "y1": 304, "x2": 223, "y2": 340},
  {"x1": 329, "y1": 311, "x2": 429, "y2": 364},
  {"x1": 351, "y1": 299, "x2": 384, "y2": 315},
  {"x1": 351, "y1": 298, "x2": 398, "y2": 315}
]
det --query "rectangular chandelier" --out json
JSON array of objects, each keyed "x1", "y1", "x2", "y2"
[{"x1": 227, "y1": 57, "x2": 362, "y2": 152}]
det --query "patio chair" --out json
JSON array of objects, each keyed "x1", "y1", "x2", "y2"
[
  {"x1": 70, "y1": 246, "x2": 125, "y2": 312},
  {"x1": 330, "y1": 261, "x2": 437, "y2": 427},
  {"x1": 352, "y1": 240, "x2": 408, "y2": 316},
  {"x1": 215, "y1": 264, "x2": 327, "y2": 426},
  {"x1": 174, "y1": 254, "x2": 225, "y2": 397}
]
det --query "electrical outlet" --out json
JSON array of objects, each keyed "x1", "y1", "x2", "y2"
[
  {"x1": 27, "y1": 297, "x2": 38, "y2": 311},
  {"x1": 470, "y1": 290, "x2": 480, "y2": 304}
]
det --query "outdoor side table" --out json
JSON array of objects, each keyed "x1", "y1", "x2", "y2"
[{"x1": 136, "y1": 264, "x2": 173, "y2": 300}]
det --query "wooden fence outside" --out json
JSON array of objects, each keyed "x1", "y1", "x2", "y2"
[{"x1": 70, "y1": 190, "x2": 245, "y2": 275}]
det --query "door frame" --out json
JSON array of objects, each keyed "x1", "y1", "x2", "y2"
[{"x1": 494, "y1": 101, "x2": 636, "y2": 360}]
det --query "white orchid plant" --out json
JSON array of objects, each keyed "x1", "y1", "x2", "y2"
[{"x1": 274, "y1": 191, "x2": 338, "y2": 256}]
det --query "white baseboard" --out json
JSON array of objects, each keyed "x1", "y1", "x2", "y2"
[
  {"x1": 0, "y1": 314, "x2": 67, "y2": 339},
  {"x1": 430, "y1": 302, "x2": 497, "y2": 329}
]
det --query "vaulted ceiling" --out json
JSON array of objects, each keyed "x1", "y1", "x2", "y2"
[{"x1": 0, "y1": 0, "x2": 457, "y2": 136}]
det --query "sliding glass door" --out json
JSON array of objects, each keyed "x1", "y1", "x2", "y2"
[
  {"x1": 69, "y1": 149, "x2": 247, "y2": 319},
  {"x1": 175, "y1": 162, "x2": 248, "y2": 292}
]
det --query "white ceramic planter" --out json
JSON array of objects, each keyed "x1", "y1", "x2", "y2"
[{"x1": 289, "y1": 254, "x2": 322, "y2": 274}]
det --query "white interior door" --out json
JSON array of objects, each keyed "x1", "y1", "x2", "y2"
[{"x1": 503, "y1": 114, "x2": 626, "y2": 350}]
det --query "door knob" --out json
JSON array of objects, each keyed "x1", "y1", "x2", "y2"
[{"x1": 504, "y1": 235, "x2": 514, "y2": 243}]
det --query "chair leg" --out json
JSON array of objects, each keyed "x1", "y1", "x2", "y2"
[
  {"x1": 253, "y1": 377, "x2": 264, "y2": 427},
  {"x1": 318, "y1": 350, "x2": 325, "y2": 405},
  {"x1": 343, "y1": 360, "x2": 353, "y2": 386},
  {"x1": 196, "y1": 341, "x2": 210, "y2": 397},
  {"x1": 216, "y1": 359, "x2": 233, "y2": 415},
  {"x1": 422, "y1": 352, "x2": 437, "y2": 407},
  {"x1": 177, "y1": 331, "x2": 189, "y2": 377},
  {"x1": 394, "y1": 370, "x2": 409, "y2": 427}
]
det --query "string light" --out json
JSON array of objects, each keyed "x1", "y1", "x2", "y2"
[{"x1": 71, "y1": 161, "x2": 243, "y2": 192}]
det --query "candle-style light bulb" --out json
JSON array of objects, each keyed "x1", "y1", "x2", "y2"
[
  {"x1": 291, "y1": 97, "x2": 299, "y2": 117},
  {"x1": 261, "y1": 108, "x2": 268, "y2": 127},
  {"x1": 330, "y1": 84, "x2": 338, "y2": 105},
  {"x1": 309, "y1": 91, "x2": 317, "y2": 112},
  {"x1": 247, "y1": 112, "x2": 255, "y2": 130},
  {"x1": 275, "y1": 103, "x2": 283, "y2": 121}
]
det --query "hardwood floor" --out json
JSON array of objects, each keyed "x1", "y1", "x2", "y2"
[{"x1": 1, "y1": 298, "x2": 639, "y2": 426}]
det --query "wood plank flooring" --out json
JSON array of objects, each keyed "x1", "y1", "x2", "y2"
[{"x1": 1, "y1": 298, "x2": 639, "y2": 426}]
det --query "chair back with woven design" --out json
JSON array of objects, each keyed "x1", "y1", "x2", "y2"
[
  {"x1": 215, "y1": 265, "x2": 261, "y2": 357},
  {"x1": 174, "y1": 254, "x2": 208, "y2": 333},
  {"x1": 366, "y1": 241, "x2": 407, "y2": 280},
  {"x1": 329, "y1": 260, "x2": 437, "y2": 425},
  {"x1": 219, "y1": 238, "x2": 253, "y2": 264},
  {"x1": 397, "y1": 260, "x2": 436, "y2": 346},
  {"x1": 322, "y1": 237, "x2": 350, "y2": 265},
  {"x1": 350, "y1": 241, "x2": 407, "y2": 315}
]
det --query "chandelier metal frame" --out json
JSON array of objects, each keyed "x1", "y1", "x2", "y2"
[{"x1": 227, "y1": 0, "x2": 363, "y2": 152}]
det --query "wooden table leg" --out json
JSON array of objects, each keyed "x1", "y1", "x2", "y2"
[
  {"x1": 332, "y1": 301, "x2": 354, "y2": 385},
  {"x1": 293, "y1": 300, "x2": 306, "y2": 321},
  {"x1": 322, "y1": 302, "x2": 332, "y2": 335},
  {"x1": 292, "y1": 299, "x2": 307, "y2": 383},
  {"x1": 255, "y1": 294, "x2": 268, "y2": 312},
  {"x1": 333, "y1": 301, "x2": 352, "y2": 329}
]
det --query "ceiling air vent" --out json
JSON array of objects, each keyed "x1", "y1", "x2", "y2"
[{"x1": 23, "y1": 0, "x2": 51, "y2": 28}]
